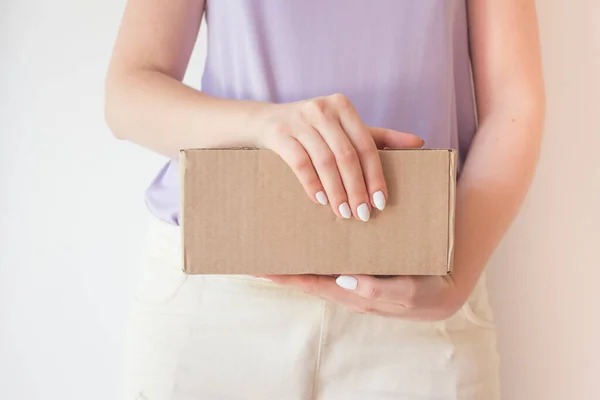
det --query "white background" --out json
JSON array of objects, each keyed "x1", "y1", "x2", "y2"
[{"x1": 0, "y1": 1, "x2": 598, "y2": 399}]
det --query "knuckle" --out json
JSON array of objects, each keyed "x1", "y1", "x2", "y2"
[
  {"x1": 291, "y1": 155, "x2": 312, "y2": 173},
  {"x1": 314, "y1": 152, "x2": 336, "y2": 170},
  {"x1": 355, "y1": 140, "x2": 377, "y2": 157},
  {"x1": 328, "y1": 93, "x2": 351, "y2": 109},
  {"x1": 336, "y1": 146, "x2": 359, "y2": 165},
  {"x1": 363, "y1": 283, "x2": 381, "y2": 300},
  {"x1": 302, "y1": 99, "x2": 327, "y2": 118}
]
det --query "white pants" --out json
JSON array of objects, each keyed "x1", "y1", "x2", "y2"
[{"x1": 123, "y1": 216, "x2": 501, "y2": 400}]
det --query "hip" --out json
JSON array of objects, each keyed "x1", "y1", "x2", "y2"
[{"x1": 123, "y1": 214, "x2": 501, "y2": 400}]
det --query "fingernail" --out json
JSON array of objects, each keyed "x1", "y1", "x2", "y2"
[
  {"x1": 336, "y1": 276, "x2": 358, "y2": 290},
  {"x1": 420, "y1": 139, "x2": 426, "y2": 148},
  {"x1": 316, "y1": 191, "x2": 328, "y2": 205},
  {"x1": 373, "y1": 191, "x2": 386, "y2": 211},
  {"x1": 338, "y1": 202, "x2": 351, "y2": 219},
  {"x1": 357, "y1": 203, "x2": 370, "y2": 222}
]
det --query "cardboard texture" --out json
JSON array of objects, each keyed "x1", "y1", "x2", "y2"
[{"x1": 180, "y1": 148, "x2": 456, "y2": 276}]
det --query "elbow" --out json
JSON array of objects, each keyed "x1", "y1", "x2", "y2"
[
  {"x1": 104, "y1": 91, "x2": 125, "y2": 141},
  {"x1": 103, "y1": 75, "x2": 128, "y2": 141}
]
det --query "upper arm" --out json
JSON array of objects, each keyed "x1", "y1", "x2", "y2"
[
  {"x1": 468, "y1": 0, "x2": 546, "y2": 118},
  {"x1": 107, "y1": 0, "x2": 206, "y2": 81}
]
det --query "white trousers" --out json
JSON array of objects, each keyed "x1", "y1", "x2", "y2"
[{"x1": 123, "y1": 216, "x2": 501, "y2": 400}]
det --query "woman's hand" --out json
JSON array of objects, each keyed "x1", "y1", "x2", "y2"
[
  {"x1": 105, "y1": 1, "x2": 422, "y2": 197},
  {"x1": 256, "y1": 94, "x2": 424, "y2": 221},
  {"x1": 261, "y1": 273, "x2": 471, "y2": 321}
]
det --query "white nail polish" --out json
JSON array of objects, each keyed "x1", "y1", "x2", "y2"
[
  {"x1": 357, "y1": 203, "x2": 370, "y2": 222},
  {"x1": 316, "y1": 191, "x2": 328, "y2": 205},
  {"x1": 338, "y1": 202, "x2": 351, "y2": 219},
  {"x1": 373, "y1": 191, "x2": 386, "y2": 211},
  {"x1": 336, "y1": 276, "x2": 358, "y2": 290}
]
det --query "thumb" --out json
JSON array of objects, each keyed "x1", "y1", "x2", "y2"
[{"x1": 368, "y1": 127, "x2": 425, "y2": 150}]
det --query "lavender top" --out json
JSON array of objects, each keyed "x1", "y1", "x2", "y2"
[{"x1": 145, "y1": 0, "x2": 476, "y2": 225}]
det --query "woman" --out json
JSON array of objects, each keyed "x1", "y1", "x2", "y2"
[{"x1": 105, "y1": 0, "x2": 545, "y2": 399}]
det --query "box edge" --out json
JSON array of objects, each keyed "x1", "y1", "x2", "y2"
[
  {"x1": 179, "y1": 150, "x2": 188, "y2": 274},
  {"x1": 447, "y1": 150, "x2": 457, "y2": 274}
]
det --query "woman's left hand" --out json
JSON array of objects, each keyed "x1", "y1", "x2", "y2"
[{"x1": 262, "y1": 273, "x2": 473, "y2": 321}]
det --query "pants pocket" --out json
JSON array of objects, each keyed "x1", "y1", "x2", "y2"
[{"x1": 133, "y1": 252, "x2": 188, "y2": 305}]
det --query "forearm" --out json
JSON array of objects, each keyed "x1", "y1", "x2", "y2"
[
  {"x1": 452, "y1": 105, "x2": 545, "y2": 290},
  {"x1": 104, "y1": 69, "x2": 273, "y2": 158}
]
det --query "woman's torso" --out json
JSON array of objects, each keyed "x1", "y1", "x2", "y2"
[{"x1": 146, "y1": 0, "x2": 476, "y2": 225}]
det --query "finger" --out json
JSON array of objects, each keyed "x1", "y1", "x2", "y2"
[
  {"x1": 265, "y1": 274, "x2": 383, "y2": 313},
  {"x1": 335, "y1": 275, "x2": 449, "y2": 308},
  {"x1": 369, "y1": 127, "x2": 425, "y2": 150},
  {"x1": 337, "y1": 106, "x2": 388, "y2": 212},
  {"x1": 295, "y1": 128, "x2": 350, "y2": 217},
  {"x1": 264, "y1": 275, "x2": 411, "y2": 317},
  {"x1": 318, "y1": 121, "x2": 371, "y2": 221},
  {"x1": 263, "y1": 274, "x2": 335, "y2": 295},
  {"x1": 271, "y1": 134, "x2": 327, "y2": 205},
  {"x1": 303, "y1": 100, "x2": 370, "y2": 221},
  {"x1": 334, "y1": 275, "x2": 403, "y2": 303},
  {"x1": 267, "y1": 274, "x2": 452, "y2": 320}
]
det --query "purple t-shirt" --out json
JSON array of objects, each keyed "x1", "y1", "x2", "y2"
[{"x1": 146, "y1": 0, "x2": 476, "y2": 225}]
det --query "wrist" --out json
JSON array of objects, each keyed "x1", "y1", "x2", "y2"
[{"x1": 247, "y1": 101, "x2": 292, "y2": 148}]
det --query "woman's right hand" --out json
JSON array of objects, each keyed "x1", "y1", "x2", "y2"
[{"x1": 256, "y1": 93, "x2": 424, "y2": 222}]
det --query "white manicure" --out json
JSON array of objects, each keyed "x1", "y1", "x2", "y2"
[
  {"x1": 338, "y1": 202, "x2": 352, "y2": 219},
  {"x1": 357, "y1": 203, "x2": 370, "y2": 222},
  {"x1": 336, "y1": 276, "x2": 358, "y2": 291},
  {"x1": 316, "y1": 191, "x2": 328, "y2": 205},
  {"x1": 373, "y1": 191, "x2": 386, "y2": 211}
]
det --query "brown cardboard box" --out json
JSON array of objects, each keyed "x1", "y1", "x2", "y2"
[{"x1": 180, "y1": 148, "x2": 456, "y2": 276}]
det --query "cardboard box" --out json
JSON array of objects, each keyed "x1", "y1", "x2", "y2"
[{"x1": 180, "y1": 148, "x2": 456, "y2": 276}]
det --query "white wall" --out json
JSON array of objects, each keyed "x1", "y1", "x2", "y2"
[
  {"x1": 0, "y1": 1, "x2": 597, "y2": 399},
  {"x1": 0, "y1": 2, "x2": 206, "y2": 399}
]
